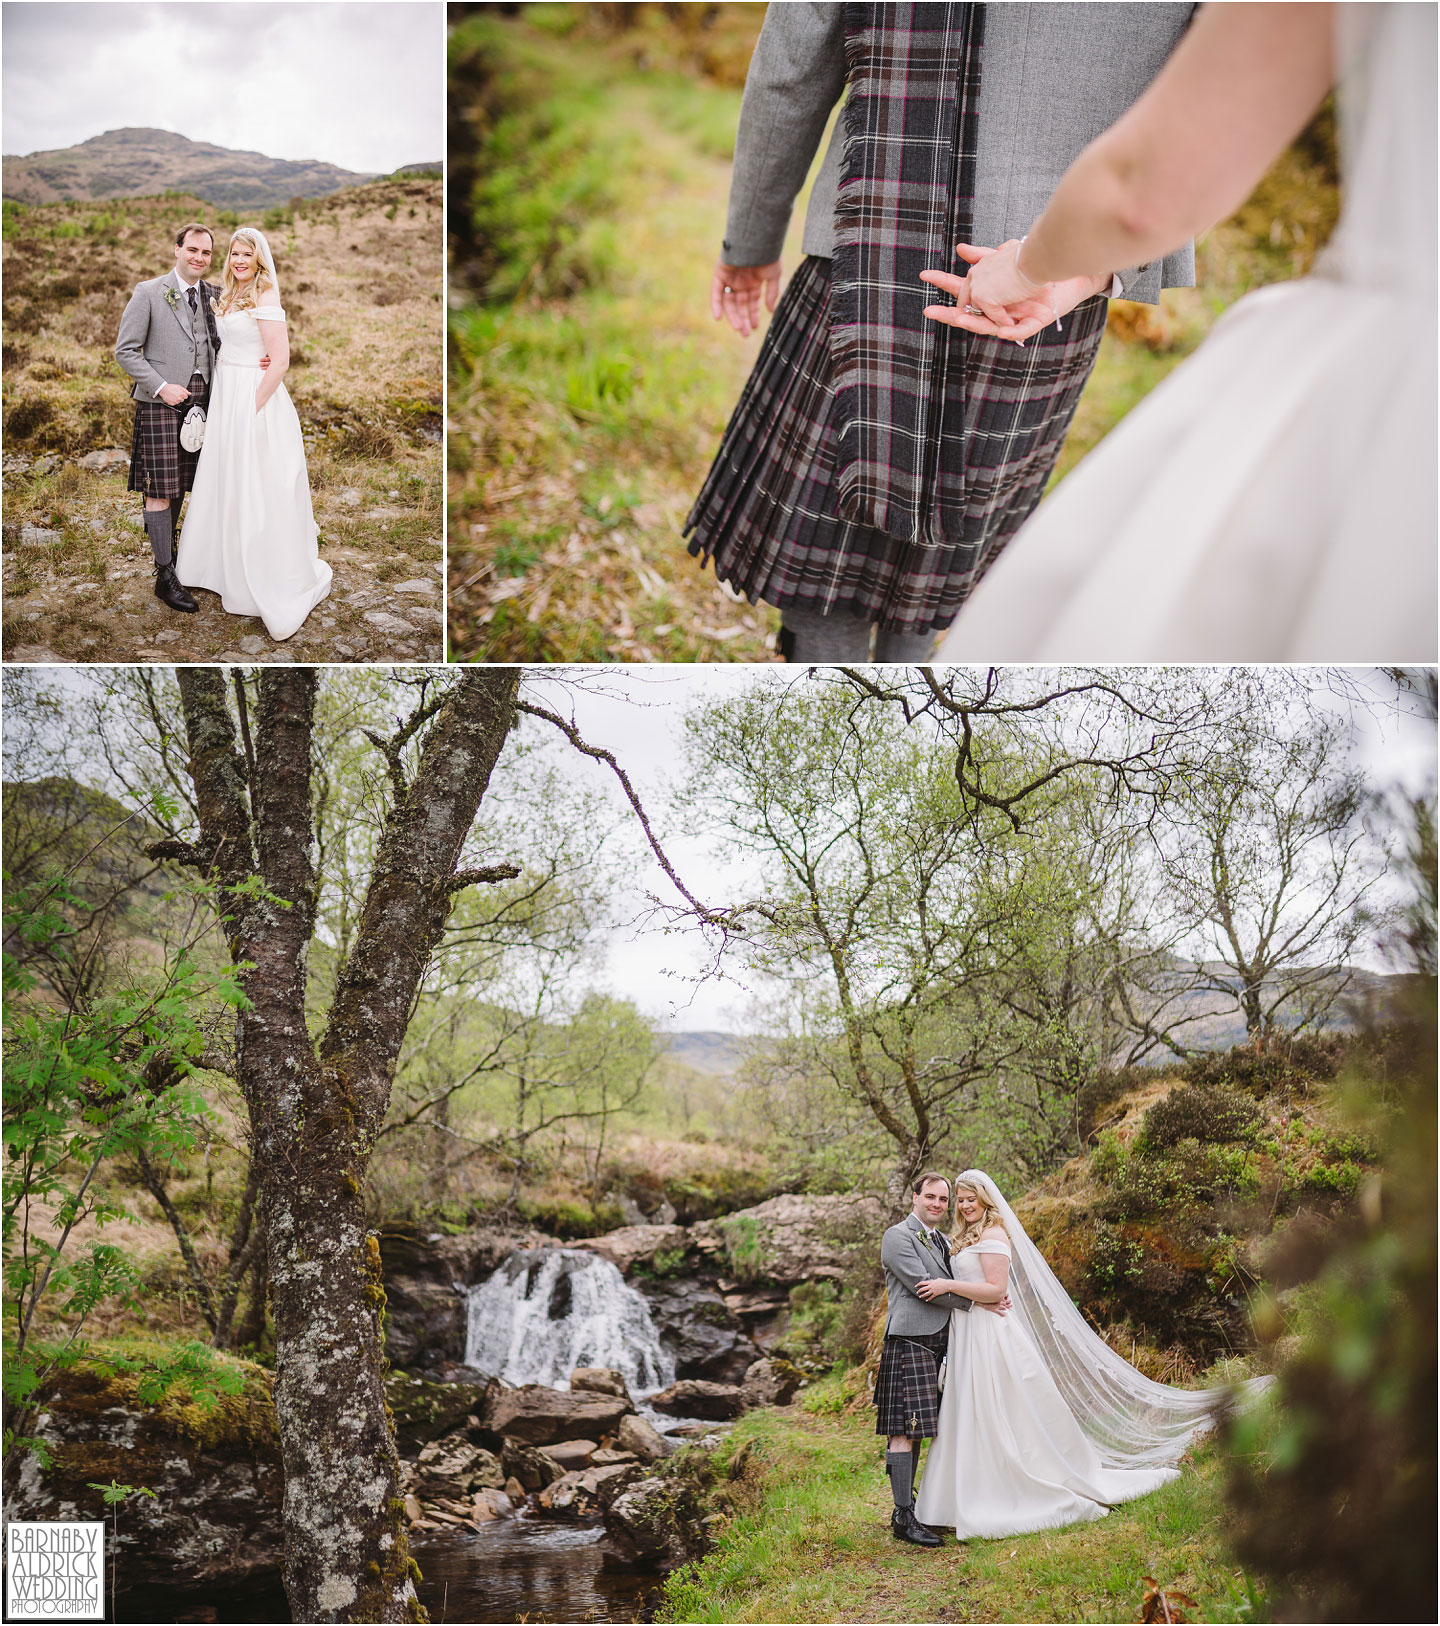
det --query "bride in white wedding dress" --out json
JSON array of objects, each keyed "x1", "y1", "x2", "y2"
[
  {"x1": 179, "y1": 227, "x2": 332, "y2": 641},
  {"x1": 925, "y1": 3, "x2": 1435, "y2": 662},
  {"x1": 913, "y1": 1172, "x2": 1272, "y2": 1541}
]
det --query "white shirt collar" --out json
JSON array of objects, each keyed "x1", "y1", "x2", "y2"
[{"x1": 170, "y1": 266, "x2": 203, "y2": 292}]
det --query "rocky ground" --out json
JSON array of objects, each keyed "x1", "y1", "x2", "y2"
[{"x1": 3, "y1": 449, "x2": 442, "y2": 664}]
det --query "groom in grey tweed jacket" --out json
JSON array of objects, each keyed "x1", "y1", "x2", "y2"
[
  {"x1": 114, "y1": 222, "x2": 222, "y2": 612},
  {"x1": 706, "y1": 2, "x2": 1197, "y2": 660}
]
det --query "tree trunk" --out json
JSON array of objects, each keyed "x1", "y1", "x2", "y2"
[{"x1": 171, "y1": 667, "x2": 523, "y2": 1623}]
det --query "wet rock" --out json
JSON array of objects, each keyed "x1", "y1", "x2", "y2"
[
  {"x1": 9, "y1": 1361, "x2": 282, "y2": 1589},
  {"x1": 78, "y1": 449, "x2": 128, "y2": 473},
  {"x1": 636, "y1": 1277, "x2": 760, "y2": 1384},
  {"x1": 742, "y1": 1357, "x2": 803, "y2": 1408},
  {"x1": 472, "y1": 1487, "x2": 514, "y2": 1520},
  {"x1": 617, "y1": 1413, "x2": 672, "y2": 1463},
  {"x1": 591, "y1": 1448, "x2": 639, "y2": 1466},
  {"x1": 571, "y1": 1224, "x2": 689, "y2": 1275},
  {"x1": 689, "y1": 1193, "x2": 884, "y2": 1286},
  {"x1": 570, "y1": 1366, "x2": 631, "y2": 1402},
  {"x1": 501, "y1": 1436, "x2": 562, "y2": 1490},
  {"x1": 414, "y1": 1434, "x2": 504, "y2": 1497},
  {"x1": 386, "y1": 1371, "x2": 496, "y2": 1455},
  {"x1": 648, "y1": 1380, "x2": 749, "y2": 1420},
  {"x1": 504, "y1": 1475, "x2": 527, "y2": 1503},
  {"x1": 486, "y1": 1384, "x2": 631, "y2": 1447},
  {"x1": 539, "y1": 1438, "x2": 597, "y2": 1472},
  {"x1": 605, "y1": 1477, "x2": 699, "y2": 1568},
  {"x1": 537, "y1": 1461, "x2": 643, "y2": 1518}
]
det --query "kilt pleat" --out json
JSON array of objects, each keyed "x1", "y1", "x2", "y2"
[
  {"x1": 873, "y1": 1328, "x2": 949, "y2": 1437},
  {"x1": 127, "y1": 372, "x2": 209, "y2": 497},
  {"x1": 685, "y1": 258, "x2": 1109, "y2": 636}
]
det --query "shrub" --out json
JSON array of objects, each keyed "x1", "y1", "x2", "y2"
[
  {"x1": 1182, "y1": 1034, "x2": 1343, "y2": 1099},
  {"x1": 1089, "y1": 1127, "x2": 1129, "y2": 1185},
  {"x1": 1142, "y1": 1084, "x2": 1263, "y2": 1150},
  {"x1": 1087, "y1": 1224, "x2": 1146, "y2": 1292}
]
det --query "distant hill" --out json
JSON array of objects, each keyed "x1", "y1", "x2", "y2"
[
  {"x1": 2, "y1": 127, "x2": 379, "y2": 209},
  {"x1": 662, "y1": 1031, "x2": 745, "y2": 1077}
]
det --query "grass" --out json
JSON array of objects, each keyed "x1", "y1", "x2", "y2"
[
  {"x1": 448, "y1": 7, "x2": 1339, "y2": 663},
  {"x1": 2, "y1": 182, "x2": 442, "y2": 663},
  {"x1": 658, "y1": 1384, "x2": 1273, "y2": 1624}
]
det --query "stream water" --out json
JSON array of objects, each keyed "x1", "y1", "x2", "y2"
[{"x1": 114, "y1": 1518, "x2": 661, "y2": 1623}]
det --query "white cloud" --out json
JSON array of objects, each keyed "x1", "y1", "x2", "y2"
[{"x1": 2, "y1": 1, "x2": 442, "y2": 174}]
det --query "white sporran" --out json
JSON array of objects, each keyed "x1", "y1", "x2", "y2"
[
  {"x1": 937, "y1": 1355, "x2": 947, "y2": 1394},
  {"x1": 179, "y1": 404, "x2": 206, "y2": 452}
]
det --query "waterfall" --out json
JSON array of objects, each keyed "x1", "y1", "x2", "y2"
[{"x1": 464, "y1": 1249, "x2": 674, "y2": 1396}]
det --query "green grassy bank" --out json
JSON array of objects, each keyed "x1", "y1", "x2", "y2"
[{"x1": 660, "y1": 1379, "x2": 1269, "y2": 1624}]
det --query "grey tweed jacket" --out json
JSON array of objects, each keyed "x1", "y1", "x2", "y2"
[
  {"x1": 881, "y1": 1212, "x2": 970, "y2": 1338},
  {"x1": 114, "y1": 270, "x2": 219, "y2": 404},
  {"x1": 723, "y1": 2, "x2": 1196, "y2": 305}
]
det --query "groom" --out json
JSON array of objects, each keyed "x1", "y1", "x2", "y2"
[
  {"x1": 114, "y1": 223, "x2": 222, "y2": 614},
  {"x1": 877, "y1": 1173, "x2": 1004, "y2": 1546}
]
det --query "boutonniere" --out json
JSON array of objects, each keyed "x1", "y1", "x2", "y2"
[{"x1": 164, "y1": 286, "x2": 179, "y2": 312}]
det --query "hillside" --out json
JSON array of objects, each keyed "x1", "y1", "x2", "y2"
[
  {"x1": 2, "y1": 180, "x2": 442, "y2": 665},
  {"x1": 3, "y1": 127, "x2": 378, "y2": 209}
]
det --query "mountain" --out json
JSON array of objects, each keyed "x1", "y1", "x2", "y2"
[
  {"x1": 661, "y1": 1030, "x2": 745, "y2": 1077},
  {"x1": 2, "y1": 127, "x2": 380, "y2": 209}
]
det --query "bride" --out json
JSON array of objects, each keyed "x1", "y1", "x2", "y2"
[
  {"x1": 178, "y1": 226, "x2": 332, "y2": 641},
  {"x1": 924, "y1": 3, "x2": 1435, "y2": 662},
  {"x1": 912, "y1": 1172, "x2": 1271, "y2": 1541}
]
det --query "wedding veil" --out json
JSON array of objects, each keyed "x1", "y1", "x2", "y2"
[{"x1": 956, "y1": 1169, "x2": 1274, "y2": 1469}]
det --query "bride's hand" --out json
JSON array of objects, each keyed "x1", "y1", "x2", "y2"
[
  {"x1": 921, "y1": 245, "x2": 1109, "y2": 343},
  {"x1": 916, "y1": 1277, "x2": 953, "y2": 1301}
]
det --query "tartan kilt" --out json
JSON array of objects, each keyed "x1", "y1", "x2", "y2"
[
  {"x1": 873, "y1": 1328, "x2": 949, "y2": 1438},
  {"x1": 684, "y1": 256, "x2": 1109, "y2": 636},
  {"x1": 127, "y1": 372, "x2": 209, "y2": 497}
]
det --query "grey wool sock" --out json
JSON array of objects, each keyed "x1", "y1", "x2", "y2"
[
  {"x1": 873, "y1": 626, "x2": 939, "y2": 663},
  {"x1": 143, "y1": 508, "x2": 174, "y2": 567},
  {"x1": 885, "y1": 1448, "x2": 915, "y2": 1510},
  {"x1": 779, "y1": 606, "x2": 873, "y2": 662}
]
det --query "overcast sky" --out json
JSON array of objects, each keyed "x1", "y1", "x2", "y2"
[{"x1": 2, "y1": 2, "x2": 442, "y2": 174}]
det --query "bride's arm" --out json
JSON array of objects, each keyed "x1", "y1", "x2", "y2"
[
  {"x1": 918, "y1": 1235, "x2": 1011, "y2": 1305},
  {"x1": 959, "y1": 3, "x2": 1335, "y2": 322},
  {"x1": 254, "y1": 319, "x2": 290, "y2": 412}
]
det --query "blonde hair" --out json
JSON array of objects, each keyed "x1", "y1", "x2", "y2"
[
  {"x1": 218, "y1": 229, "x2": 276, "y2": 315},
  {"x1": 952, "y1": 1180, "x2": 1005, "y2": 1251}
]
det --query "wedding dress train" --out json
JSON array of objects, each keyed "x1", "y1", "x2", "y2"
[
  {"x1": 180, "y1": 302, "x2": 331, "y2": 641},
  {"x1": 914, "y1": 1239, "x2": 1177, "y2": 1538},
  {"x1": 937, "y1": 3, "x2": 1435, "y2": 662},
  {"x1": 913, "y1": 1171, "x2": 1272, "y2": 1542}
]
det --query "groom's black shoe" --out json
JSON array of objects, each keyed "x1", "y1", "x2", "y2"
[
  {"x1": 891, "y1": 1507, "x2": 942, "y2": 1547},
  {"x1": 155, "y1": 563, "x2": 198, "y2": 613}
]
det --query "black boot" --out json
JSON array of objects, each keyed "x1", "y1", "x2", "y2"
[
  {"x1": 155, "y1": 562, "x2": 198, "y2": 613},
  {"x1": 890, "y1": 1506, "x2": 942, "y2": 1547}
]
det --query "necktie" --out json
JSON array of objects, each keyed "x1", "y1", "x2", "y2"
[{"x1": 187, "y1": 286, "x2": 197, "y2": 312}]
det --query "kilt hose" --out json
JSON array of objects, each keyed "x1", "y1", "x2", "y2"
[
  {"x1": 874, "y1": 1327, "x2": 950, "y2": 1438},
  {"x1": 127, "y1": 371, "x2": 209, "y2": 499},
  {"x1": 685, "y1": 257, "x2": 1110, "y2": 637}
]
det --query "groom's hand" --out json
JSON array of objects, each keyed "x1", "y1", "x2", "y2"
[
  {"x1": 711, "y1": 259, "x2": 782, "y2": 338},
  {"x1": 156, "y1": 382, "x2": 191, "y2": 406},
  {"x1": 979, "y1": 1293, "x2": 1012, "y2": 1318}
]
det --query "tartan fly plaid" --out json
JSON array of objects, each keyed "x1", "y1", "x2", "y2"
[
  {"x1": 831, "y1": 1, "x2": 984, "y2": 547},
  {"x1": 874, "y1": 1328, "x2": 950, "y2": 1438},
  {"x1": 127, "y1": 371, "x2": 209, "y2": 498},
  {"x1": 684, "y1": 257, "x2": 1109, "y2": 635}
]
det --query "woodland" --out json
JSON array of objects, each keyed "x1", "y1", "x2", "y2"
[{"x1": 2, "y1": 664, "x2": 1433, "y2": 1623}]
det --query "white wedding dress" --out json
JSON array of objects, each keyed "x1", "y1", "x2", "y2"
[
  {"x1": 912, "y1": 1171, "x2": 1272, "y2": 1543},
  {"x1": 915, "y1": 1239, "x2": 1177, "y2": 1538},
  {"x1": 938, "y1": 3, "x2": 1436, "y2": 662},
  {"x1": 180, "y1": 301, "x2": 331, "y2": 641}
]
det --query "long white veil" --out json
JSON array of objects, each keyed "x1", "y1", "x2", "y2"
[{"x1": 957, "y1": 1169, "x2": 1273, "y2": 1469}]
